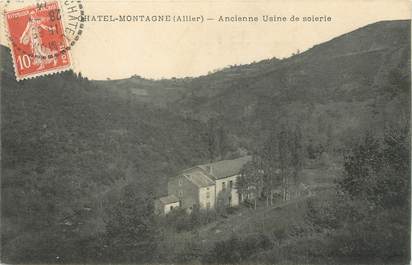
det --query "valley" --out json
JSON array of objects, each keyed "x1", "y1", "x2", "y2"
[{"x1": 0, "y1": 19, "x2": 410, "y2": 264}]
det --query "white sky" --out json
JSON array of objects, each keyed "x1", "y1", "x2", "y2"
[{"x1": 1, "y1": 0, "x2": 410, "y2": 80}]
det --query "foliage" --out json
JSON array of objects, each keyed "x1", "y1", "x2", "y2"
[
  {"x1": 1, "y1": 67, "x2": 211, "y2": 263},
  {"x1": 103, "y1": 184, "x2": 157, "y2": 263},
  {"x1": 206, "y1": 117, "x2": 235, "y2": 162},
  {"x1": 1, "y1": 19, "x2": 410, "y2": 264},
  {"x1": 340, "y1": 128, "x2": 410, "y2": 207},
  {"x1": 303, "y1": 127, "x2": 410, "y2": 264},
  {"x1": 242, "y1": 125, "x2": 305, "y2": 205},
  {"x1": 164, "y1": 206, "x2": 216, "y2": 232},
  {"x1": 237, "y1": 159, "x2": 263, "y2": 207}
]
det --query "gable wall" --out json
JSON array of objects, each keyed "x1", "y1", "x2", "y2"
[
  {"x1": 215, "y1": 174, "x2": 240, "y2": 208},
  {"x1": 168, "y1": 175, "x2": 199, "y2": 209},
  {"x1": 199, "y1": 185, "x2": 216, "y2": 209}
]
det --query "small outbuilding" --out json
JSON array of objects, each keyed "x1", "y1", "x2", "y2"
[{"x1": 155, "y1": 194, "x2": 180, "y2": 215}]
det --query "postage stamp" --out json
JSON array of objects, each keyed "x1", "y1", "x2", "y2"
[{"x1": 4, "y1": 1, "x2": 74, "y2": 80}]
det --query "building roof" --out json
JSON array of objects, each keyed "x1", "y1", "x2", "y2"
[
  {"x1": 177, "y1": 156, "x2": 252, "y2": 187},
  {"x1": 184, "y1": 171, "x2": 215, "y2": 188},
  {"x1": 198, "y1": 156, "x2": 252, "y2": 180},
  {"x1": 159, "y1": 194, "x2": 179, "y2": 204}
]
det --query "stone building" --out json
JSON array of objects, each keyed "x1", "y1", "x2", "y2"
[{"x1": 155, "y1": 156, "x2": 251, "y2": 215}]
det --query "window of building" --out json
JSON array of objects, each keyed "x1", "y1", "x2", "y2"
[
  {"x1": 206, "y1": 191, "x2": 210, "y2": 198},
  {"x1": 170, "y1": 205, "x2": 174, "y2": 211},
  {"x1": 222, "y1": 182, "x2": 226, "y2": 190},
  {"x1": 229, "y1": 180, "x2": 233, "y2": 189},
  {"x1": 178, "y1": 178, "x2": 182, "y2": 186},
  {"x1": 179, "y1": 191, "x2": 183, "y2": 197}
]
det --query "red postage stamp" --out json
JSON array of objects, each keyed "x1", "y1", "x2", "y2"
[{"x1": 5, "y1": 1, "x2": 72, "y2": 80}]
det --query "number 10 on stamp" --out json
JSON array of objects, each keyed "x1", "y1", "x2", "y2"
[{"x1": 5, "y1": 1, "x2": 72, "y2": 80}]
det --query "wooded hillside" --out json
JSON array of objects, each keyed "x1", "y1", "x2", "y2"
[{"x1": 1, "y1": 20, "x2": 410, "y2": 264}]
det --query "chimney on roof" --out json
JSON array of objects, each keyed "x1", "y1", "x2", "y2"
[{"x1": 207, "y1": 165, "x2": 213, "y2": 175}]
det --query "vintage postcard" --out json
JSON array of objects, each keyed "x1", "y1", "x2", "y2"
[{"x1": 0, "y1": 0, "x2": 410, "y2": 264}]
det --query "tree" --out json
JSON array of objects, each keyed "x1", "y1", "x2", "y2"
[
  {"x1": 290, "y1": 126, "x2": 304, "y2": 198},
  {"x1": 260, "y1": 125, "x2": 304, "y2": 204},
  {"x1": 190, "y1": 204, "x2": 202, "y2": 229},
  {"x1": 261, "y1": 132, "x2": 280, "y2": 206},
  {"x1": 104, "y1": 184, "x2": 157, "y2": 263},
  {"x1": 339, "y1": 132, "x2": 382, "y2": 200},
  {"x1": 305, "y1": 127, "x2": 411, "y2": 263},
  {"x1": 278, "y1": 127, "x2": 291, "y2": 201},
  {"x1": 206, "y1": 118, "x2": 223, "y2": 162},
  {"x1": 206, "y1": 118, "x2": 231, "y2": 162},
  {"x1": 237, "y1": 159, "x2": 263, "y2": 209}
]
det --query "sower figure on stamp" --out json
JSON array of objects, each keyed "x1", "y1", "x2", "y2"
[{"x1": 19, "y1": 15, "x2": 57, "y2": 70}]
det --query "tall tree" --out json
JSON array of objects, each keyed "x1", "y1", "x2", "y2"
[
  {"x1": 261, "y1": 132, "x2": 280, "y2": 206},
  {"x1": 205, "y1": 117, "x2": 233, "y2": 162},
  {"x1": 290, "y1": 126, "x2": 304, "y2": 198},
  {"x1": 237, "y1": 160, "x2": 263, "y2": 209},
  {"x1": 206, "y1": 118, "x2": 219, "y2": 162},
  {"x1": 104, "y1": 184, "x2": 157, "y2": 263},
  {"x1": 277, "y1": 127, "x2": 290, "y2": 201}
]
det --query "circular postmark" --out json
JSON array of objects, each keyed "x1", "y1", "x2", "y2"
[
  {"x1": 3, "y1": 0, "x2": 85, "y2": 70},
  {"x1": 58, "y1": 0, "x2": 85, "y2": 52}
]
